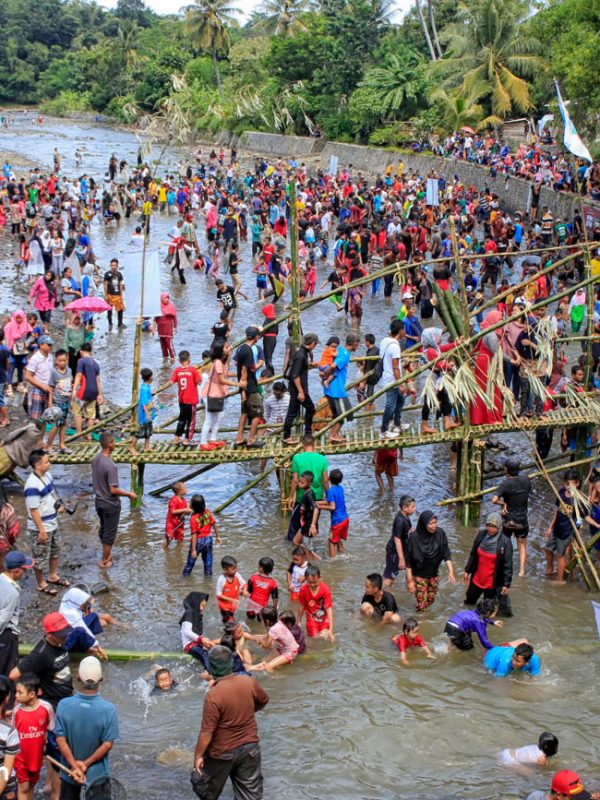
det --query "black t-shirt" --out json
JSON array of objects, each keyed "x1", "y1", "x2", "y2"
[
  {"x1": 361, "y1": 591, "x2": 398, "y2": 618},
  {"x1": 17, "y1": 639, "x2": 73, "y2": 708},
  {"x1": 104, "y1": 270, "x2": 124, "y2": 295},
  {"x1": 228, "y1": 252, "x2": 239, "y2": 274},
  {"x1": 288, "y1": 345, "x2": 310, "y2": 391},
  {"x1": 300, "y1": 489, "x2": 317, "y2": 536},
  {"x1": 236, "y1": 343, "x2": 258, "y2": 394},
  {"x1": 328, "y1": 270, "x2": 344, "y2": 291},
  {"x1": 387, "y1": 511, "x2": 412, "y2": 554},
  {"x1": 217, "y1": 285, "x2": 236, "y2": 310},
  {"x1": 497, "y1": 475, "x2": 532, "y2": 519},
  {"x1": 211, "y1": 321, "x2": 229, "y2": 343}
]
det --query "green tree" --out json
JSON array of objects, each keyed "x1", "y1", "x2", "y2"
[
  {"x1": 256, "y1": 0, "x2": 312, "y2": 36},
  {"x1": 429, "y1": 84, "x2": 486, "y2": 130},
  {"x1": 182, "y1": 0, "x2": 238, "y2": 97},
  {"x1": 435, "y1": 0, "x2": 544, "y2": 119},
  {"x1": 359, "y1": 50, "x2": 428, "y2": 117}
]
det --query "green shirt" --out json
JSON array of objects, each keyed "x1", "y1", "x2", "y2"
[{"x1": 291, "y1": 451, "x2": 328, "y2": 501}]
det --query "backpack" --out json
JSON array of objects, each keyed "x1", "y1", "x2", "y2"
[{"x1": 370, "y1": 341, "x2": 391, "y2": 386}]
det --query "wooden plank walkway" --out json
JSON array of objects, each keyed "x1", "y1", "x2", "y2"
[{"x1": 49, "y1": 407, "x2": 598, "y2": 466}]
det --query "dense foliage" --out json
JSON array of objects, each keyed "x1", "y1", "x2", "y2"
[{"x1": 0, "y1": 0, "x2": 597, "y2": 144}]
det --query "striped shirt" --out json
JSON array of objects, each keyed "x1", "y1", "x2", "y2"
[
  {"x1": 0, "y1": 718, "x2": 20, "y2": 793},
  {"x1": 24, "y1": 471, "x2": 58, "y2": 531}
]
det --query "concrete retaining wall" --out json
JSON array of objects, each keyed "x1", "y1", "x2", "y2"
[
  {"x1": 235, "y1": 131, "x2": 593, "y2": 220},
  {"x1": 240, "y1": 131, "x2": 318, "y2": 158}
]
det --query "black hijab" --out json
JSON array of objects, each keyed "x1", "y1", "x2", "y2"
[
  {"x1": 413, "y1": 510, "x2": 444, "y2": 561},
  {"x1": 179, "y1": 592, "x2": 209, "y2": 636}
]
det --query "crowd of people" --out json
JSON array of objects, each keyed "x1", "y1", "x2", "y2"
[{"x1": 0, "y1": 121, "x2": 599, "y2": 800}]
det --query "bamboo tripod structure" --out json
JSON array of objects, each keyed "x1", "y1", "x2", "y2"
[{"x1": 41, "y1": 191, "x2": 600, "y2": 584}]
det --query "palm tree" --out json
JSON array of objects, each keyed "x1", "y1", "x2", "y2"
[
  {"x1": 415, "y1": 0, "x2": 437, "y2": 61},
  {"x1": 117, "y1": 19, "x2": 140, "y2": 71},
  {"x1": 429, "y1": 84, "x2": 487, "y2": 130},
  {"x1": 435, "y1": 0, "x2": 544, "y2": 118},
  {"x1": 360, "y1": 51, "x2": 426, "y2": 117},
  {"x1": 256, "y1": 0, "x2": 313, "y2": 36},
  {"x1": 182, "y1": 0, "x2": 239, "y2": 97}
]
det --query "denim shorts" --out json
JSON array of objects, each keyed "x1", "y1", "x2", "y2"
[{"x1": 0, "y1": 383, "x2": 5, "y2": 409}]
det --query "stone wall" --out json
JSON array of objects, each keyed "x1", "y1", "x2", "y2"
[
  {"x1": 234, "y1": 131, "x2": 596, "y2": 221},
  {"x1": 240, "y1": 131, "x2": 319, "y2": 158}
]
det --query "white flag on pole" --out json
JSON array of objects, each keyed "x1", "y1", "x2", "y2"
[
  {"x1": 555, "y1": 81, "x2": 593, "y2": 163},
  {"x1": 121, "y1": 249, "x2": 162, "y2": 318},
  {"x1": 591, "y1": 601, "x2": 600, "y2": 640}
]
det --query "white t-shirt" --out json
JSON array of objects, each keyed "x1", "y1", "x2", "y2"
[
  {"x1": 27, "y1": 351, "x2": 53, "y2": 384},
  {"x1": 379, "y1": 336, "x2": 402, "y2": 386}
]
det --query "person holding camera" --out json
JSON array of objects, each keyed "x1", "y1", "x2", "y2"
[{"x1": 24, "y1": 449, "x2": 70, "y2": 596}]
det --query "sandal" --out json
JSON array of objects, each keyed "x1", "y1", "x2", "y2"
[
  {"x1": 37, "y1": 585, "x2": 58, "y2": 596},
  {"x1": 47, "y1": 577, "x2": 71, "y2": 587}
]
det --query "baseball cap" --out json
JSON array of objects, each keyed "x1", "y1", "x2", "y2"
[
  {"x1": 245, "y1": 325, "x2": 260, "y2": 339},
  {"x1": 551, "y1": 771, "x2": 591, "y2": 799},
  {"x1": 402, "y1": 291, "x2": 413, "y2": 300},
  {"x1": 513, "y1": 297, "x2": 526, "y2": 306},
  {"x1": 485, "y1": 512, "x2": 502, "y2": 529},
  {"x1": 78, "y1": 656, "x2": 103, "y2": 686},
  {"x1": 43, "y1": 612, "x2": 73, "y2": 639},
  {"x1": 38, "y1": 335, "x2": 53, "y2": 346},
  {"x1": 5, "y1": 552, "x2": 34, "y2": 570}
]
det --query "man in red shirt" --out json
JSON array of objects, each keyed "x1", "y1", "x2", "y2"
[
  {"x1": 297, "y1": 564, "x2": 334, "y2": 640},
  {"x1": 171, "y1": 349, "x2": 201, "y2": 446}
]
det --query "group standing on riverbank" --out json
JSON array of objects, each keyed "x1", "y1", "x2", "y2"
[{"x1": 0, "y1": 121, "x2": 599, "y2": 800}]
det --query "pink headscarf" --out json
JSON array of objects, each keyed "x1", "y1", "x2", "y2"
[
  {"x1": 480, "y1": 309, "x2": 504, "y2": 337},
  {"x1": 4, "y1": 309, "x2": 32, "y2": 348},
  {"x1": 160, "y1": 293, "x2": 177, "y2": 320}
]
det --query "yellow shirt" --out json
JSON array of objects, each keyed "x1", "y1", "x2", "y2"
[{"x1": 142, "y1": 200, "x2": 152, "y2": 216}]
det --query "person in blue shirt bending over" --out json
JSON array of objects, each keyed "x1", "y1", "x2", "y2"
[
  {"x1": 484, "y1": 640, "x2": 541, "y2": 677},
  {"x1": 444, "y1": 598, "x2": 503, "y2": 652}
]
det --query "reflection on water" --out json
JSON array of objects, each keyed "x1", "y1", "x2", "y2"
[{"x1": 1, "y1": 117, "x2": 598, "y2": 799}]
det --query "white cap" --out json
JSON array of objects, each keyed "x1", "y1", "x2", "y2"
[
  {"x1": 78, "y1": 656, "x2": 102, "y2": 686},
  {"x1": 402, "y1": 291, "x2": 413, "y2": 300}
]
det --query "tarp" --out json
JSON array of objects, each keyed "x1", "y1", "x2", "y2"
[{"x1": 120, "y1": 249, "x2": 162, "y2": 318}]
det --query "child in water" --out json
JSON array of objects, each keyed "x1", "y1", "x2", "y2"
[
  {"x1": 498, "y1": 732, "x2": 559, "y2": 766},
  {"x1": 444, "y1": 599, "x2": 503, "y2": 651},
  {"x1": 245, "y1": 607, "x2": 300, "y2": 673},
  {"x1": 392, "y1": 618, "x2": 435, "y2": 666},
  {"x1": 151, "y1": 667, "x2": 177, "y2": 694},
  {"x1": 179, "y1": 592, "x2": 217, "y2": 671},
  {"x1": 164, "y1": 482, "x2": 190, "y2": 549}
]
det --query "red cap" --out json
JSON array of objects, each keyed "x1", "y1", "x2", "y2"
[
  {"x1": 43, "y1": 612, "x2": 73, "y2": 639},
  {"x1": 551, "y1": 771, "x2": 591, "y2": 799},
  {"x1": 261, "y1": 304, "x2": 276, "y2": 320}
]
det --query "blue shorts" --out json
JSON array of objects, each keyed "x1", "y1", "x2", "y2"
[
  {"x1": 0, "y1": 384, "x2": 5, "y2": 409},
  {"x1": 256, "y1": 276, "x2": 267, "y2": 288}
]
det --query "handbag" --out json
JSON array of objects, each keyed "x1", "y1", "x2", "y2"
[{"x1": 205, "y1": 364, "x2": 224, "y2": 412}]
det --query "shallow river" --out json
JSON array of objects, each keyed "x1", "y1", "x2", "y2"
[{"x1": 0, "y1": 116, "x2": 598, "y2": 799}]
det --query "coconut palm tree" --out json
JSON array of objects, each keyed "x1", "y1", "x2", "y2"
[
  {"x1": 117, "y1": 19, "x2": 140, "y2": 71},
  {"x1": 181, "y1": 0, "x2": 239, "y2": 97},
  {"x1": 435, "y1": 0, "x2": 544, "y2": 118},
  {"x1": 360, "y1": 50, "x2": 426, "y2": 117},
  {"x1": 429, "y1": 84, "x2": 487, "y2": 130},
  {"x1": 256, "y1": 0, "x2": 313, "y2": 36}
]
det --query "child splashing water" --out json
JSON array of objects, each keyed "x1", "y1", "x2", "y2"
[{"x1": 245, "y1": 607, "x2": 300, "y2": 673}]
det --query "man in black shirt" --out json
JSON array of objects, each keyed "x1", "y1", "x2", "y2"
[
  {"x1": 215, "y1": 279, "x2": 237, "y2": 319},
  {"x1": 492, "y1": 458, "x2": 532, "y2": 577},
  {"x1": 103, "y1": 258, "x2": 125, "y2": 329},
  {"x1": 383, "y1": 494, "x2": 416, "y2": 587},
  {"x1": 360, "y1": 573, "x2": 401, "y2": 623},
  {"x1": 235, "y1": 327, "x2": 264, "y2": 449},
  {"x1": 282, "y1": 333, "x2": 318, "y2": 445}
]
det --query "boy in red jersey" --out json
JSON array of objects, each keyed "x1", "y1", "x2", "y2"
[
  {"x1": 13, "y1": 674, "x2": 55, "y2": 800},
  {"x1": 297, "y1": 564, "x2": 334, "y2": 641},
  {"x1": 171, "y1": 350, "x2": 201, "y2": 446},
  {"x1": 215, "y1": 556, "x2": 246, "y2": 623},
  {"x1": 164, "y1": 481, "x2": 191, "y2": 549},
  {"x1": 245, "y1": 557, "x2": 278, "y2": 619}
]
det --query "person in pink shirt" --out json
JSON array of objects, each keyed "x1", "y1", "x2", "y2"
[
  {"x1": 246, "y1": 607, "x2": 299, "y2": 673},
  {"x1": 28, "y1": 269, "x2": 57, "y2": 325}
]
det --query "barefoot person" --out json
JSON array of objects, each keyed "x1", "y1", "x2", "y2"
[
  {"x1": 91, "y1": 432, "x2": 136, "y2": 569},
  {"x1": 492, "y1": 458, "x2": 532, "y2": 577}
]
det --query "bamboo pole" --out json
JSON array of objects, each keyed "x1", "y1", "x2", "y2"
[
  {"x1": 289, "y1": 179, "x2": 301, "y2": 350},
  {"x1": 148, "y1": 462, "x2": 218, "y2": 497},
  {"x1": 17, "y1": 644, "x2": 189, "y2": 661}
]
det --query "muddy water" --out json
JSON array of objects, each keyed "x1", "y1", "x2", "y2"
[{"x1": 1, "y1": 116, "x2": 598, "y2": 799}]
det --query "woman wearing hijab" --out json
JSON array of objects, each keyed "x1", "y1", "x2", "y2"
[
  {"x1": 462, "y1": 512, "x2": 513, "y2": 616},
  {"x1": 4, "y1": 310, "x2": 32, "y2": 396},
  {"x1": 569, "y1": 288, "x2": 586, "y2": 333},
  {"x1": 420, "y1": 328, "x2": 460, "y2": 434},
  {"x1": 59, "y1": 587, "x2": 107, "y2": 659},
  {"x1": 64, "y1": 314, "x2": 85, "y2": 377},
  {"x1": 179, "y1": 592, "x2": 215, "y2": 670},
  {"x1": 28, "y1": 268, "x2": 57, "y2": 325},
  {"x1": 153, "y1": 293, "x2": 178, "y2": 360},
  {"x1": 470, "y1": 309, "x2": 504, "y2": 425},
  {"x1": 26, "y1": 232, "x2": 45, "y2": 282},
  {"x1": 405, "y1": 511, "x2": 456, "y2": 612}
]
